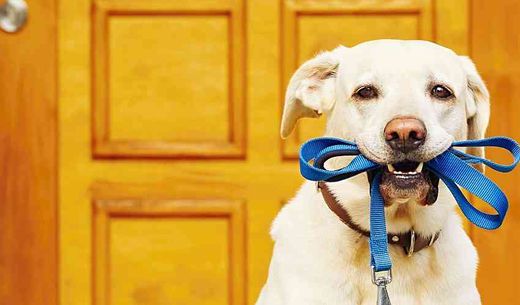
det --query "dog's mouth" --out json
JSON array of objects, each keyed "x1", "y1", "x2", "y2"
[{"x1": 378, "y1": 160, "x2": 440, "y2": 206}]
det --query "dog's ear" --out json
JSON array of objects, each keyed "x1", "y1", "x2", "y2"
[
  {"x1": 280, "y1": 46, "x2": 346, "y2": 138},
  {"x1": 459, "y1": 56, "x2": 490, "y2": 171}
]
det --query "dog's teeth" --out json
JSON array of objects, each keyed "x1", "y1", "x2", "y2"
[
  {"x1": 416, "y1": 162, "x2": 424, "y2": 172},
  {"x1": 387, "y1": 164, "x2": 395, "y2": 173},
  {"x1": 394, "y1": 171, "x2": 402, "y2": 174}
]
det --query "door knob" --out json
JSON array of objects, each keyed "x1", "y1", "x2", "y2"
[{"x1": 0, "y1": 0, "x2": 27, "y2": 33}]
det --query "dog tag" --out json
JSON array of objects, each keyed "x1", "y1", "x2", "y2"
[{"x1": 376, "y1": 283, "x2": 392, "y2": 305}]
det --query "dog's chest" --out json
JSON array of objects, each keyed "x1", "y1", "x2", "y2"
[
  {"x1": 262, "y1": 183, "x2": 478, "y2": 305},
  {"x1": 277, "y1": 227, "x2": 440, "y2": 304}
]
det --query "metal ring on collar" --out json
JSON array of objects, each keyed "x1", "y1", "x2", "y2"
[{"x1": 406, "y1": 229, "x2": 416, "y2": 257}]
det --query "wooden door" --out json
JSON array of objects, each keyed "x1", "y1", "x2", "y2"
[
  {"x1": 4, "y1": 0, "x2": 520, "y2": 305},
  {"x1": 57, "y1": 1, "x2": 474, "y2": 305},
  {"x1": 59, "y1": 1, "x2": 284, "y2": 305}
]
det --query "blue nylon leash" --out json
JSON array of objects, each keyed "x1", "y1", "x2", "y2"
[{"x1": 299, "y1": 136, "x2": 520, "y2": 273}]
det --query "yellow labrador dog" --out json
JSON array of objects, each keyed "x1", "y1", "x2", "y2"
[{"x1": 256, "y1": 40, "x2": 487, "y2": 305}]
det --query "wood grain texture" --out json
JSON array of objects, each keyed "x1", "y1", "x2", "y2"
[
  {"x1": 91, "y1": 0, "x2": 246, "y2": 159},
  {"x1": 0, "y1": 0, "x2": 58, "y2": 304},
  {"x1": 470, "y1": 0, "x2": 520, "y2": 303},
  {"x1": 61, "y1": 1, "x2": 287, "y2": 304},
  {"x1": 57, "y1": 0, "x2": 483, "y2": 304},
  {"x1": 93, "y1": 199, "x2": 245, "y2": 305},
  {"x1": 108, "y1": 15, "x2": 230, "y2": 142}
]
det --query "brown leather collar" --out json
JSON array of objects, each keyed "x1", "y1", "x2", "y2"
[{"x1": 318, "y1": 181, "x2": 440, "y2": 256}]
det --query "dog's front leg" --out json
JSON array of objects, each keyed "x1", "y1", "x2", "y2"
[{"x1": 255, "y1": 256, "x2": 362, "y2": 305}]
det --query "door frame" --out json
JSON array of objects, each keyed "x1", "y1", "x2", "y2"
[{"x1": 0, "y1": 0, "x2": 58, "y2": 304}]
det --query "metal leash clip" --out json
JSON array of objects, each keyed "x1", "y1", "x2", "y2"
[{"x1": 372, "y1": 267, "x2": 392, "y2": 305}]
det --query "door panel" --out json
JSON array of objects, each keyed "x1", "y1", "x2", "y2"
[
  {"x1": 91, "y1": 0, "x2": 245, "y2": 158},
  {"x1": 94, "y1": 199, "x2": 244, "y2": 305},
  {"x1": 108, "y1": 15, "x2": 230, "y2": 143}
]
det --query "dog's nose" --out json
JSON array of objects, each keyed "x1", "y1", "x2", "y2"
[{"x1": 384, "y1": 117, "x2": 426, "y2": 153}]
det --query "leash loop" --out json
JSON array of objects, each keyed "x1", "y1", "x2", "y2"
[{"x1": 300, "y1": 136, "x2": 520, "y2": 273}]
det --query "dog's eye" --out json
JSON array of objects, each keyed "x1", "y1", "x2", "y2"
[
  {"x1": 431, "y1": 85, "x2": 453, "y2": 99},
  {"x1": 354, "y1": 86, "x2": 378, "y2": 100}
]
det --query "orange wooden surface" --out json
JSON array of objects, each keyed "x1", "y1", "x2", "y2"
[
  {"x1": 2, "y1": 0, "x2": 520, "y2": 304},
  {"x1": 0, "y1": 0, "x2": 58, "y2": 304},
  {"x1": 60, "y1": 1, "x2": 263, "y2": 304},
  {"x1": 470, "y1": 0, "x2": 520, "y2": 303},
  {"x1": 58, "y1": 1, "x2": 471, "y2": 305}
]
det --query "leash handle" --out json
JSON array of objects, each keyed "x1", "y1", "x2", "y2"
[
  {"x1": 428, "y1": 136, "x2": 520, "y2": 229},
  {"x1": 451, "y1": 136, "x2": 520, "y2": 172}
]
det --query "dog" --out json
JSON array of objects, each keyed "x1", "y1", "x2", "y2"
[{"x1": 255, "y1": 40, "x2": 488, "y2": 305}]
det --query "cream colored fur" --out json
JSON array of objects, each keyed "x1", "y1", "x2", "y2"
[{"x1": 256, "y1": 40, "x2": 488, "y2": 305}]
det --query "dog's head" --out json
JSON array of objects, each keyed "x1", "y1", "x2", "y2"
[{"x1": 282, "y1": 40, "x2": 489, "y2": 206}]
